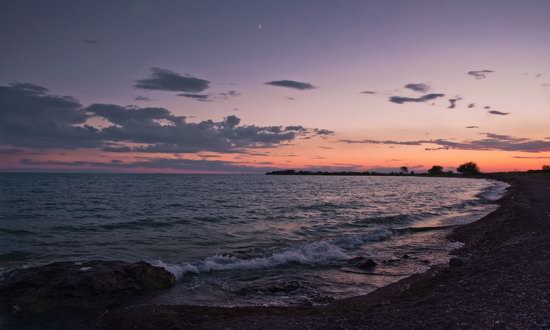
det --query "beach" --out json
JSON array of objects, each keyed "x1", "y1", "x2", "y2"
[{"x1": 98, "y1": 173, "x2": 550, "y2": 329}]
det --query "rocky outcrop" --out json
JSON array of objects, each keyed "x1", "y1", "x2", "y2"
[{"x1": 0, "y1": 260, "x2": 175, "y2": 314}]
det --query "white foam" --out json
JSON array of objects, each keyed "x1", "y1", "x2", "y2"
[{"x1": 152, "y1": 240, "x2": 349, "y2": 280}]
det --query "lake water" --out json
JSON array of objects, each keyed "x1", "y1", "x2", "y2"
[{"x1": 0, "y1": 173, "x2": 507, "y2": 306}]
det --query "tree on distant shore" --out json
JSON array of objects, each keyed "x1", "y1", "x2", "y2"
[
  {"x1": 457, "y1": 161, "x2": 480, "y2": 175},
  {"x1": 400, "y1": 166, "x2": 408, "y2": 174},
  {"x1": 543, "y1": 165, "x2": 550, "y2": 172},
  {"x1": 427, "y1": 165, "x2": 444, "y2": 175}
]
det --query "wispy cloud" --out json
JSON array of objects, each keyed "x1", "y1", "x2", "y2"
[
  {"x1": 488, "y1": 110, "x2": 510, "y2": 116},
  {"x1": 467, "y1": 70, "x2": 494, "y2": 79},
  {"x1": 265, "y1": 80, "x2": 316, "y2": 90},
  {"x1": 448, "y1": 97, "x2": 462, "y2": 109},
  {"x1": 135, "y1": 67, "x2": 210, "y2": 93},
  {"x1": 512, "y1": 156, "x2": 550, "y2": 159},
  {"x1": 389, "y1": 93, "x2": 445, "y2": 104},
  {"x1": 404, "y1": 83, "x2": 430, "y2": 93}
]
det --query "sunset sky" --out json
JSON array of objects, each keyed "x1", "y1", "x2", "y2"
[{"x1": 1, "y1": 0, "x2": 549, "y2": 173}]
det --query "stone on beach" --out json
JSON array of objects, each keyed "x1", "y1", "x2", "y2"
[
  {"x1": 350, "y1": 257, "x2": 378, "y2": 269},
  {"x1": 0, "y1": 260, "x2": 176, "y2": 314}
]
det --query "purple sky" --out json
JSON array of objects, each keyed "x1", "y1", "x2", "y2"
[{"x1": 1, "y1": 0, "x2": 549, "y2": 173}]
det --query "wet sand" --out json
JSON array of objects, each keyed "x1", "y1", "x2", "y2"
[{"x1": 99, "y1": 173, "x2": 550, "y2": 329}]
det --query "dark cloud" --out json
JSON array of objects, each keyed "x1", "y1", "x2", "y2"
[
  {"x1": 466, "y1": 126, "x2": 479, "y2": 129},
  {"x1": 512, "y1": 156, "x2": 550, "y2": 159},
  {"x1": 339, "y1": 139, "x2": 427, "y2": 146},
  {"x1": 467, "y1": 70, "x2": 494, "y2": 79},
  {"x1": 361, "y1": 91, "x2": 377, "y2": 95},
  {"x1": 404, "y1": 83, "x2": 430, "y2": 93},
  {"x1": 135, "y1": 67, "x2": 210, "y2": 93},
  {"x1": 484, "y1": 106, "x2": 491, "y2": 109},
  {"x1": 285, "y1": 125, "x2": 307, "y2": 132},
  {"x1": 135, "y1": 96, "x2": 152, "y2": 102},
  {"x1": 424, "y1": 146, "x2": 451, "y2": 151},
  {"x1": 0, "y1": 82, "x2": 99, "y2": 149},
  {"x1": 389, "y1": 93, "x2": 445, "y2": 104},
  {"x1": 0, "y1": 82, "x2": 331, "y2": 154},
  {"x1": 319, "y1": 146, "x2": 333, "y2": 150},
  {"x1": 178, "y1": 93, "x2": 211, "y2": 101},
  {"x1": 264, "y1": 80, "x2": 316, "y2": 90},
  {"x1": 448, "y1": 97, "x2": 461, "y2": 109},
  {"x1": 313, "y1": 128, "x2": 334, "y2": 136},
  {"x1": 339, "y1": 133, "x2": 550, "y2": 153},
  {"x1": 468, "y1": 103, "x2": 475, "y2": 108},
  {"x1": 178, "y1": 90, "x2": 241, "y2": 102},
  {"x1": 488, "y1": 110, "x2": 510, "y2": 116}
]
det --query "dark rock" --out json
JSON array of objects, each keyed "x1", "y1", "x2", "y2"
[
  {"x1": 0, "y1": 260, "x2": 176, "y2": 314},
  {"x1": 449, "y1": 257, "x2": 464, "y2": 267},
  {"x1": 350, "y1": 257, "x2": 377, "y2": 269},
  {"x1": 402, "y1": 254, "x2": 410, "y2": 259}
]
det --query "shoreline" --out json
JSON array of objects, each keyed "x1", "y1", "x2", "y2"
[
  {"x1": 98, "y1": 173, "x2": 550, "y2": 329},
  {"x1": 2, "y1": 174, "x2": 548, "y2": 329}
]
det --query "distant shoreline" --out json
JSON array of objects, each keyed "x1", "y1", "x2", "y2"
[{"x1": 266, "y1": 169, "x2": 462, "y2": 177}]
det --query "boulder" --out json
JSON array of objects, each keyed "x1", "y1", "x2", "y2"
[{"x1": 0, "y1": 260, "x2": 175, "y2": 314}]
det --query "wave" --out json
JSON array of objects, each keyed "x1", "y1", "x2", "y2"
[
  {"x1": 477, "y1": 180, "x2": 509, "y2": 202},
  {"x1": 152, "y1": 229, "x2": 395, "y2": 279},
  {"x1": 152, "y1": 240, "x2": 349, "y2": 279}
]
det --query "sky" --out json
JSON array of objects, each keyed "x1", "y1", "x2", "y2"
[{"x1": 1, "y1": 0, "x2": 549, "y2": 173}]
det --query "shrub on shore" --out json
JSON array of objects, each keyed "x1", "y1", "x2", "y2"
[
  {"x1": 428, "y1": 165, "x2": 444, "y2": 175},
  {"x1": 457, "y1": 162, "x2": 481, "y2": 175}
]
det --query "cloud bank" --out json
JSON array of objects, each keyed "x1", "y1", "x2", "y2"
[
  {"x1": 0, "y1": 82, "x2": 332, "y2": 154},
  {"x1": 339, "y1": 133, "x2": 550, "y2": 153}
]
